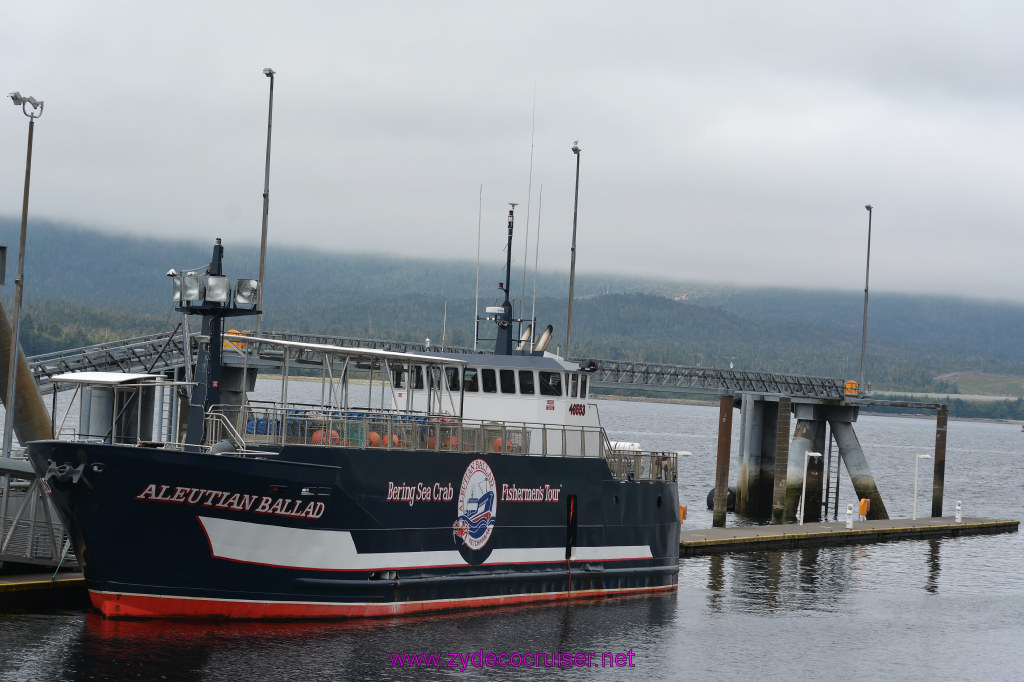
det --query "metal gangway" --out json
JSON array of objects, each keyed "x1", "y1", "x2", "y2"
[{"x1": 26, "y1": 330, "x2": 849, "y2": 400}]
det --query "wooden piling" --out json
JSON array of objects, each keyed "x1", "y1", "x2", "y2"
[
  {"x1": 712, "y1": 395, "x2": 734, "y2": 528},
  {"x1": 932, "y1": 405, "x2": 947, "y2": 518}
]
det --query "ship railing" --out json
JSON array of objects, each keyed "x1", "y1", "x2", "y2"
[
  {"x1": 604, "y1": 448, "x2": 678, "y2": 483},
  {"x1": 203, "y1": 404, "x2": 676, "y2": 482}
]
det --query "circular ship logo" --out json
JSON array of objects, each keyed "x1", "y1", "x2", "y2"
[{"x1": 452, "y1": 459, "x2": 497, "y2": 564}]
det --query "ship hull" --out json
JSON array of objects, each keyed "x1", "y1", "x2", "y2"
[{"x1": 29, "y1": 440, "x2": 679, "y2": 620}]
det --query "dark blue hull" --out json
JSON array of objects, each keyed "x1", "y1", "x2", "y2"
[{"x1": 29, "y1": 441, "x2": 679, "y2": 619}]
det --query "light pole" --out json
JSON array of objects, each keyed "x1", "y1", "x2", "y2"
[
  {"x1": 256, "y1": 67, "x2": 275, "y2": 336},
  {"x1": 2, "y1": 92, "x2": 43, "y2": 458},
  {"x1": 565, "y1": 140, "x2": 581, "y2": 358},
  {"x1": 858, "y1": 204, "x2": 873, "y2": 394},
  {"x1": 798, "y1": 451, "x2": 822, "y2": 525},
  {"x1": 913, "y1": 453, "x2": 932, "y2": 520}
]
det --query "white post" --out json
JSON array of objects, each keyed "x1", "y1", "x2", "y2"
[
  {"x1": 914, "y1": 453, "x2": 932, "y2": 520},
  {"x1": 955, "y1": 500, "x2": 963, "y2": 524},
  {"x1": 798, "y1": 451, "x2": 822, "y2": 525},
  {"x1": 846, "y1": 503, "x2": 854, "y2": 529}
]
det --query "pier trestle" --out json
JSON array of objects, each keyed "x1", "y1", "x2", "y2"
[{"x1": 734, "y1": 396, "x2": 895, "y2": 524}]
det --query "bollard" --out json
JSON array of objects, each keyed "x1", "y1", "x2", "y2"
[
  {"x1": 955, "y1": 500, "x2": 962, "y2": 524},
  {"x1": 846, "y1": 503, "x2": 854, "y2": 529}
]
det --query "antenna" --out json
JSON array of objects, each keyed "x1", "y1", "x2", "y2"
[
  {"x1": 530, "y1": 185, "x2": 543, "y2": 351},
  {"x1": 473, "y1": 184, "x2": 482, "y2": 351},
  {"x1": 521, "y1": 84, "x2": 536, "y2": 312}
]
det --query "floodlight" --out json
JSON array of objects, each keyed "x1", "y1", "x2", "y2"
[
  {"x1": 206, "y1": 275, "x2": 230, "y2": 303},
  {"x1": 180, "y1": 273, "x2": 204, "y2": 302},
  {"x1": 235, "y1": 278, "x2": 258, "y2": 306},
  {"x1": 171, "y1": 275, "x2": 183, "y2": 302}
]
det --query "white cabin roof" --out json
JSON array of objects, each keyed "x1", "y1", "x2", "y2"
[
  {"x1": 226, "y1": 334, "x2": 468, "y2": 366},
  {"x1": 50, "y1": 371, "x2": 163, "y2": 385}
]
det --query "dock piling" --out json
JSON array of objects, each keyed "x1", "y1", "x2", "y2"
[
  {"x1": 712, "y1": 395, "x2": 734, "y2": 528},
  {"x1": 932, "y1": 405, "x2": 947, "y2": 517}
]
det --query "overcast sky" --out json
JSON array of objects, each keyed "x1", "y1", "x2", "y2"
[{"x1": 3, "y1": 1, "x2": 1023, "y2": 302}]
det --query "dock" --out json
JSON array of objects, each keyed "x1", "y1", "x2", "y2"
[
  {"x1": 0, "y1": 571, "x2": 86, "y2": 609},
  {"x1": 680, "y1": 516, "x2": 1019, "y2": 557}
]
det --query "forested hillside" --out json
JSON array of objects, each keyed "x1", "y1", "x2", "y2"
[{"x1": 2, "y1": 217, "x2": 1023, "y2": 398}]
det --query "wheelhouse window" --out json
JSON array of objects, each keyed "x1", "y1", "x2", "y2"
[
  {"x1": 580, "y1": 375, "x2": 587, "y2": 398},
  {"x1": 539, "y1": 371, "x2": 563, "y2": 396},
  {"x1": 519, "y1": 370, "x2": 535, "y2": 395},
  {"x1": 481, "y1": 368, "x2": 497, "y2": 394},
  {"x1": 499, "y1": 369, "x2": 516, "y2": 394},
  {"x1": 464, "y1": 368, "x2": 479, "y2": 392},
  {"x1": 570, "y1": 374, "x2": 579, "y2": 398},
  {"x1": 391, "y1": 367, "x2": 424, "y2": 389},
  {"x1": 444, "y1": 366, "x2": 460, "y2": 391}
]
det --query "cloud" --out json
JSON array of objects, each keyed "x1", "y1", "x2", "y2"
[{"x1": 3, "y1": 1, "x2": 1023, "y2": 301}]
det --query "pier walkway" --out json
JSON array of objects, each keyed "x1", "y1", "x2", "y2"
[
  {"x1": 26, "y1": 330, "x2": 851, "y2": 400},
  {"x1": 679, "y1": 516, "x2": 1018, "y2": 557}
]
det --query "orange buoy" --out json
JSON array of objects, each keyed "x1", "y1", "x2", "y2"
[
  {"x1": 223, "y1": 329, "x2": 245, "y2": 349},
  {"x1": 311, "y1": 429, "x2": 340, "y2": 445},
  {"x1": 390, "y1": 434, "x2": 399, "y2": 447},
  {"x1": 443, "y1": 435, "x2": 459, "y2": 449},
  {"x1": 493, "y1": 437, "x2": 504, "y2": 452},
  {"x1": 427, "y1": 435, "x2": 437, "y2": 449},
  {"x1": 367, "y1": 431, "x2": 382, "y2": 447}
]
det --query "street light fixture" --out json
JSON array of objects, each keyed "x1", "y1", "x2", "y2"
[
  {"x1": 2, "y1": 91, "x2": 44, "y2": 458},
  {"x1": 858, "y1": 204, "x2": 873, "y2": 395},
  {"x1": 256, "y1": 68, "x2": 275, "y2": 335},
  {"x1": 914, "y1": 453, "x2": 932, "y2": 520},
  {"x1": 799, "y1": 451, "x2": 822, "y2": 525},
  {"x1": 565, "y1": 140, "x2": 581, "y2": 358}
]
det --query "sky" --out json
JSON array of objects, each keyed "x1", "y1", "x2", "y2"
[{"x1": 3, "y1": 1, "x2": 1023, "y2": 302}]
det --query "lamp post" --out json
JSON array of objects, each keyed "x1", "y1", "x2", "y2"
[
  {"x1": 798, "y1": 451, "x2": 822, "y2": 525},
  {"x1": 914, "y1": 453, "x2": 932, "y2": 520},
  {"x1": 2, "y1": 92, "x2": 43, "y2": 458},
  {"x1": 256, "y1": 67, "x2": 275, "y2": 336},
  {"x1": 565, "y1": 140, "x2": 581, "y2": 358},
  {"x1": 858, "y1": 204, "x2": 873, "y2": 394}
]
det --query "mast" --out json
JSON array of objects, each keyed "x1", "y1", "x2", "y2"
[{"x1": 495, "y1": 205, "x2": 517, "y2": 355}]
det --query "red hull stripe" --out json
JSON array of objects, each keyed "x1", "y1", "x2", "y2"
[{"x1": 90, "y1": 584, "x2": 676, "y2": 620}]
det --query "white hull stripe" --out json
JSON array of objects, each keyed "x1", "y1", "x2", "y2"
[{"x1": 198, "y1": 516, "x2": 652, "y2": 571}]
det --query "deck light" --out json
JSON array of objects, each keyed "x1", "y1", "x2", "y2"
[
  {"x1": 205, "y1": 275, "x2": 230, "y2": 303},
  {"x1": 235, "y1": 278, "x2": 258, "y2": 306},
  {"x1": 180, "y1": 273, "x2": 204, "y2": 302}
]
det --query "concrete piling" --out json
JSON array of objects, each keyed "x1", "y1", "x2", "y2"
[
  {"x1": 770, "y1": 397, "x2": 792, "y2": 524},
  {"x1": 829, "y1": 419, "x2": 888, "y2": 520}
]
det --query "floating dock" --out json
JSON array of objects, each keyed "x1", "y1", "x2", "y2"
[
  {"x1": 0, "y1": 571, "x2": 85, "y2": 609},
  {"x1": 680, "y1": 516, "x2": 1018, "y2": 557}
]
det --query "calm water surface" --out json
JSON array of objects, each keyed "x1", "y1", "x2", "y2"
[{"x1": 1, "y1": 397, "x2": 1021, "y2": 681}]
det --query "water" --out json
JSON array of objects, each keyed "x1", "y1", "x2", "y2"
[{"x1": 2, "y1": 398, "x2": 1021, "y2": 681}]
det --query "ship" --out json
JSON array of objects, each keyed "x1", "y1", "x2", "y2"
[{"x1": 27, "y1": 211, "x2": 681, "y2": 620}]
